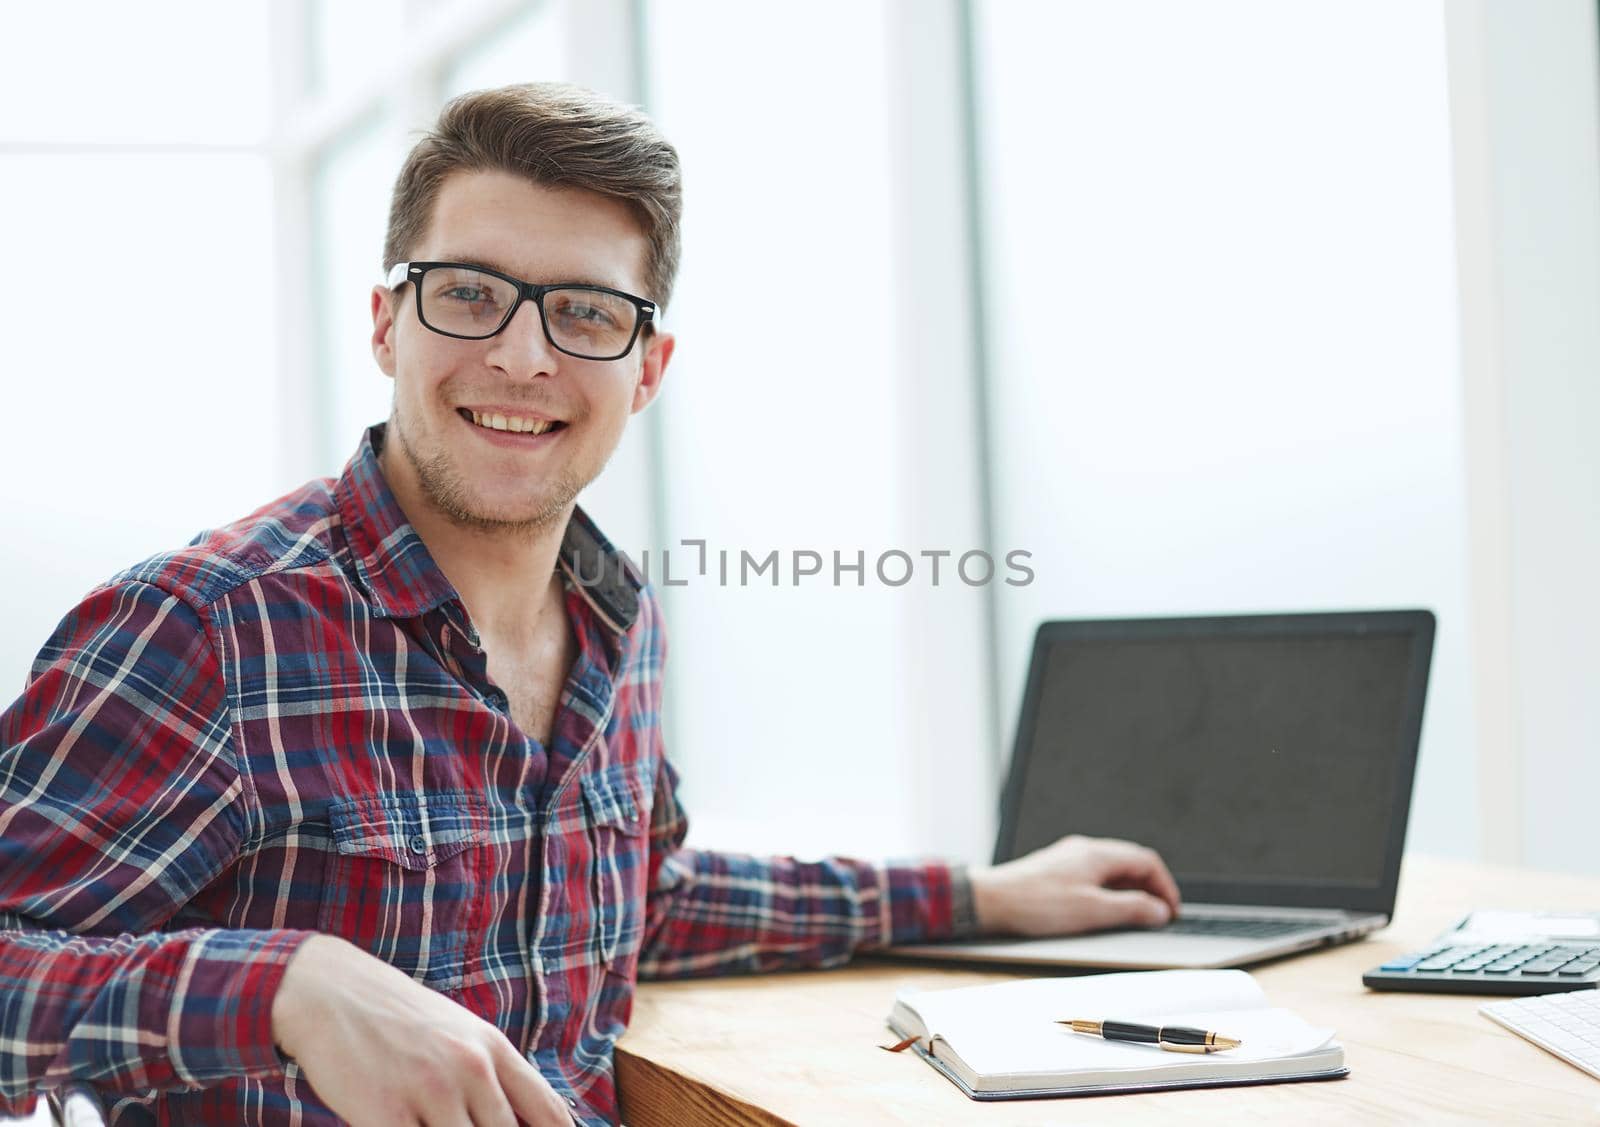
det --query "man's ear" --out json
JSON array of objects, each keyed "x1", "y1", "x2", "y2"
[
  {"x1": 371, "y1": 286, "x2": 399, "y2": 379},
  {"x1": 631, "y1": 329, "x2": 675, "y2": 414}
]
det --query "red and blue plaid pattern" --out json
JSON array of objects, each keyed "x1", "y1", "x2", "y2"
[{"x1": 0, "y1": 425, "x2": 961, "y2": 1125}]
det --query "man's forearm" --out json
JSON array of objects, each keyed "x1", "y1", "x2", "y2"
[
  {"x1": 0, "y1": 923, "x2": 314, "y2": 1111},
  {"x1": 636, "y1": 848, "x2": 966, "y2": 980}
]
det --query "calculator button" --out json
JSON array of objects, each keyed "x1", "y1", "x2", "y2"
[{"x1": 1380, "y1": 954, "x2": 1427, "y2": 972}]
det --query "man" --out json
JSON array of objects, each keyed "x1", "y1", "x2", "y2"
[{"x1": 0, "y1": 83, "x2": 1180, "y2": 1126}]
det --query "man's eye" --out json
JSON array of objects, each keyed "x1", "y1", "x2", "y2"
[
  {"x1": 444, "y1": 286, "x2": 494, "y2": 304},
  {"x1": 554, "y1": 302, "x2": 616, "y2": 327}
]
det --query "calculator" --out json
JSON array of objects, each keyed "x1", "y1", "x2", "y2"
[{"x1": 1363, "y1": 910, "x2": 1600, "y2": 995}]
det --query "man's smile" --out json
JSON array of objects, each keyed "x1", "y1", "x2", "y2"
[{"x1": 455, "y1": 406, "x2": 570, "y2": 446}]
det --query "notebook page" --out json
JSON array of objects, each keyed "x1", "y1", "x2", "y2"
[
  {"x1": 897, "y1": 968, "x2": 1265, "y2": 1041},
  {"x1": 941, "y1": 1006, "x2": 1336, "y2": 1078}
]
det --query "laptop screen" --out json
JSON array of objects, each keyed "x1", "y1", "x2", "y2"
[{"x1": 995, "y1": 612, "x2": 1433, "y2": 913}]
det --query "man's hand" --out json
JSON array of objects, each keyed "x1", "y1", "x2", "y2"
[
  {"x1": 271, "y1": 935, "x2": 573, "y2": 1127},
  {"x1": 968, "y1": 834, "x2": 1182, "y2": 937}
]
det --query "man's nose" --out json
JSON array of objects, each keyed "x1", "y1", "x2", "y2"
[{"x1": 485, "y1": 299, "x2": 559, "y2": 378}]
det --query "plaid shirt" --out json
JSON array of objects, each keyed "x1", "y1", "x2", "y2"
[{"x1": 0, "y1": 424, "x2": 967, "y2": 1125}]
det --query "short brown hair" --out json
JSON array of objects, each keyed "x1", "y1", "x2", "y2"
[{"x1": 383, "y1": 82, "x2": 683, "y2": 310}]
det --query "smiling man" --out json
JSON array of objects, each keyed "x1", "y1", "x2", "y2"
[{"x1": 0, "y1": 84, "x2": 1180, "y2": 1126}]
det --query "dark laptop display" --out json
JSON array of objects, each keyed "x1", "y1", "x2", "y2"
[{"x1": 996, "y1": 611, "x2": 1435, "y2": 915}]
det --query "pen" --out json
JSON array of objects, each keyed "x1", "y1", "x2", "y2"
[{"x1": 1060, "y1": 1019, "x2": 1243, "y2": 1053}]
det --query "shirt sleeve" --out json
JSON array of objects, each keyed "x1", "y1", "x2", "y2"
[
  {"x1": 635, "y1": 754, "x2": 963, "y2": 981},
  {"x1": 0, "y1": 580, "x2": 313, "y2": 1112}
]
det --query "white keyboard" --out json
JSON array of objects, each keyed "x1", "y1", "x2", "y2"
[{"x1": 1482, "y1": 988, "x2": 1600, "y2": 1079}]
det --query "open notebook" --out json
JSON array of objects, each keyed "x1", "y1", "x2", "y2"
[{"x1": 886, "y1": 969, "x2": 1346, "y2": 1100}]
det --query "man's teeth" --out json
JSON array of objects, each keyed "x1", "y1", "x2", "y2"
[{"x1": 469, "y1": 410, "x2": 559, "y2": 435}]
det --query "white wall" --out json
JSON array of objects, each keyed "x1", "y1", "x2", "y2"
[
  {"x1": 1447, "y1": 0, "x2": 1600, "y2": 873},
  {"x1": 973, "y1": 0, "x2": 1475, "y2": 860},
  {"x1": 0, "y1": 4, "x2": 291, "y2": 695},
  {"x1": 646, "y1": 2, "x2": 941, "y2": 861}
]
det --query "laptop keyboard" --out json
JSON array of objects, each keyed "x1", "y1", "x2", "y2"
[{"x1": 1159, "y1": 915, "x2": 1319, "y2": 939}]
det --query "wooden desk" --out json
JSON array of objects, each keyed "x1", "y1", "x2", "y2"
[{"x1": 614, "y1": 855, "x2": 1600, "y2": 1124}]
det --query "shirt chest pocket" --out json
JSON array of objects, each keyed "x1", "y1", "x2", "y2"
[
  {"x1": 317, "y1": 792, "x2": 489, "y2": 991},
  {"x1": 580, "y1": 766, "x2": 648, "y2": 980}
]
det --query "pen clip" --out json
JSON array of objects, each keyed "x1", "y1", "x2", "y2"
[{"x1": 1158, "y1": 1041, "x2": 1223, "y2": 1054}]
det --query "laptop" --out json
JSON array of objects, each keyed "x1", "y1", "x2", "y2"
[{"x1": 889, "y1": 609, "x2": 1434, "y2": 969}]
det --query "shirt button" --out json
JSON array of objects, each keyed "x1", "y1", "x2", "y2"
[
  {"x1": 565, "y1": 1095, "x2": 576, "y2": 1107},
  {"x1": 408, "y1": 833, "x2": 427, "y2": 855}
]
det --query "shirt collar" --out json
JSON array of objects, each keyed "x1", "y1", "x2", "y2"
[
  {"x1": 556, "y1": 505, "x2": 642, "y2": 635},
  {"x1": 334, "y1": 422, "x2": 642, "y2": 633}
]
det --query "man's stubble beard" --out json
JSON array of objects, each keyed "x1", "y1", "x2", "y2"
[{"x1": 393, "y1": 398, "x2": 590, "y2": 538}]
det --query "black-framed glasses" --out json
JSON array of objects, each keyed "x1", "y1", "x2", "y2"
[{"x1": 385, "y1": 260, "x2": 657, "y2": 361}]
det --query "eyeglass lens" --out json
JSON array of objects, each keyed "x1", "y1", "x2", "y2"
[{"x1": 417, "y1": 265, "x2": 639, "y2": 358}]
